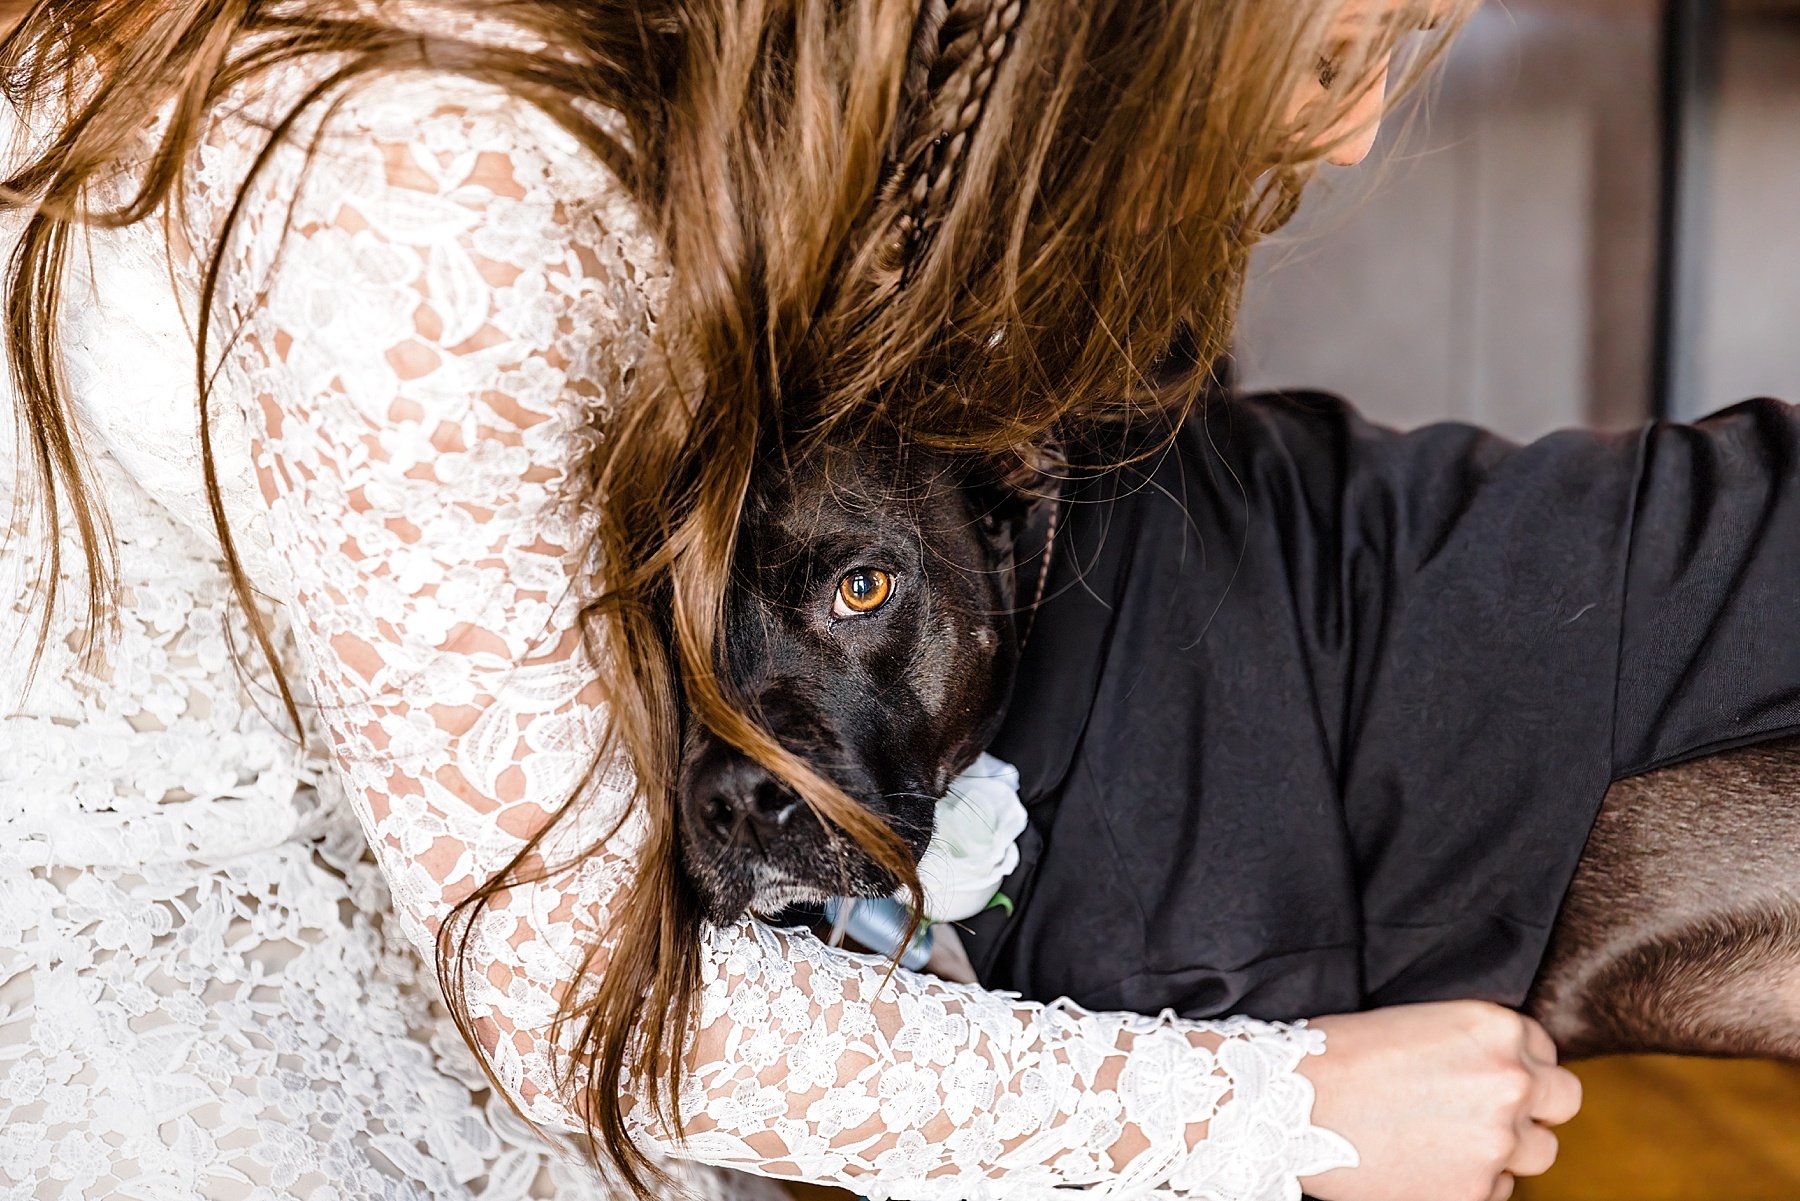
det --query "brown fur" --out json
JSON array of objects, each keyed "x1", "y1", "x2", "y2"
[{"x1": 1530, "y1": 739, "x2": 1800, "y2": 1059}]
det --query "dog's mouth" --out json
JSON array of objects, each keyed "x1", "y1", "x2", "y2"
[
  {"x1": 695, "y1": 846, "x2": 920, "y2": 926},
  {"x1": 744, "y1": 871, "x2": 837, "y2": 920},
  {"x1": 678, "y1": 768, "x2": 937, "y2": 925},
  {"x1": 702, "y1": 863, "x2": 825, "y2": 924}
]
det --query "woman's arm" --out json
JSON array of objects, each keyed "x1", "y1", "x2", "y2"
[{"x1": 200, "y1": 72, "x2": 1360, "y2": 1198}]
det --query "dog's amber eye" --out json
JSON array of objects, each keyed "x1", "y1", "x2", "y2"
[{"x1": 834, "y1": 568, "x2": 893, "y2": 617}]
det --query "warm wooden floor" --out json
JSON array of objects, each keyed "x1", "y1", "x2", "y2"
[
  {"x1": 790, "y1": 1056, "x2": 1800, "y2": 1201},
  {"x1": 1516, "y1": 1056, "x2": 1800, "y2": 1201}
]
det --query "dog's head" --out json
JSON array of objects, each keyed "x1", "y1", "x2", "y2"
[{"x1": 677, "y1": 442, "x2": 1049, "y2": 923}]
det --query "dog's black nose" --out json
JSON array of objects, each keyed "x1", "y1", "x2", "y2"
[{"x1": 691, "y1": 756, "x2": 802, "y2": 849}]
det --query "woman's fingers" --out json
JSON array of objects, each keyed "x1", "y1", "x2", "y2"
[
  {"x1": 1520, "y1": 1013, "x2": 1560, "y2": 1067},
  {"x1": 1507, "y1": 1122, "x2": 1560, "y2": 1178},
  {"x1": 1532, "y1": 1062, "x2": 1583, "y2": 1126},
  {"x1": 1516, "y1": 1013, "x2": 1582, "y2": 1127}
]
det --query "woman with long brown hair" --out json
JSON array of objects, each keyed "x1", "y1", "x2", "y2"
[{"x1": 0, "y1": 2, "x2": 1584, "y2": 1200}]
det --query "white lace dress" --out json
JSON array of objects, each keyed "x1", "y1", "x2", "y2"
[{"x1": 0, "y1": 46, "x2": 1356, "y2": 1201}]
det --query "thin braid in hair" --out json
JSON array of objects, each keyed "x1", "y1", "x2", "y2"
[{"x1": 884, "y1": 0, "x2": 1025, "y2": 272}]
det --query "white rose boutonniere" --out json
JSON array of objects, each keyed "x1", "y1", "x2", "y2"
[{"x1": 914, "y1": 753, "x2": 1029, "y2": 924}]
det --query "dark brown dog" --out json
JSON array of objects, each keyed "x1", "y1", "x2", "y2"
[
  {"x1": 681, "y1": 446, "x2": 1800, "y2": 1059},
  {"x1": 676, "y1": 442, "x2": 1045, "y2": 924},
  {"x1": 1530, "y1": 738, "x2": 1800, "y2": 1059}
]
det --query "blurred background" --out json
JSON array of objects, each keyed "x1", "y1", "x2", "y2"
[
  {"x1": 1238, "y1": 3, "x2": 1800, "y2": 1198},
  {"x1": 1238, "y1": 0, "x2": 1800, "y2": 440}
]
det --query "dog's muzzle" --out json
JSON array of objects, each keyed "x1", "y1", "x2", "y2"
[{"x1": 685, "y1": 743, "x2": 804, "y2": 856}]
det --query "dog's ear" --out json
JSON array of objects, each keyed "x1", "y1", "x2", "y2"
[{"x1": 964, "y1": 445, "x2": 1062, "y2": 554}]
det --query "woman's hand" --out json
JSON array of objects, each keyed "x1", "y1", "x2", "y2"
[{"x1": 1298, "y1": 1000, "x2": 1583, "y2": 1201}]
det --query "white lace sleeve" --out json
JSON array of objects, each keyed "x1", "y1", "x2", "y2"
[{"x1": 204, "y1": 71, "x2": 1356, "y2": 1201}]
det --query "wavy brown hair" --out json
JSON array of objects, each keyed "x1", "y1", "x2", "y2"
[{"x1": 4, "y1": 0, "x2": 1467, "y2": 1191}]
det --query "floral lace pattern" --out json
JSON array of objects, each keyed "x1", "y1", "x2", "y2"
[{"x1": 0, "y1": 37, "x2": 1356, "y2": 1201}]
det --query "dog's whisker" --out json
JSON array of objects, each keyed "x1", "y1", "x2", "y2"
[
  {"x1": 827, "y1": 900, "x2": 855, "y2": 947},
  {"x1": 881, "y1": 790, "x2": 941, "y2": 804}
]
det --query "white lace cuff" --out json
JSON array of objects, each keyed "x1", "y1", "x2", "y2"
[{"x1": 1169, "y1": 1018, "x2": 1358, "y2": 1201}]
